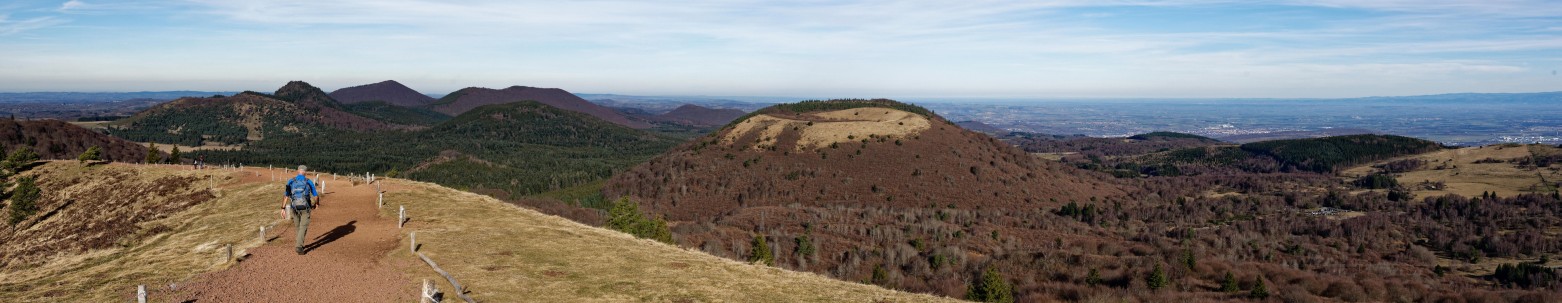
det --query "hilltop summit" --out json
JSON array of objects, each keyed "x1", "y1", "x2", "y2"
[
  {"x1": 606, "y1": 99, "x2": 1119, "y2": 220},
  {"x1": 328, "y1": 80, "x2": 436, "y2": 107},
  {"x1": 431, "y1": 86, "x2": 651, "y2": 128}
]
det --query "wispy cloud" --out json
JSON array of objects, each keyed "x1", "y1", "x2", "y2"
[
  {"x1": 0, "y1": 0, "x2": 1557, "y2": 97},
  {"x1": 0, "y1": 14, "x2": 65, "y2": 35},
  {"x1": 59, "y1": 0, "x2": 83, "y2": 11}
]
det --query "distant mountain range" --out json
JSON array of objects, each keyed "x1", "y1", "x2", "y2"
[
  {"x1": 108, "y1": 81, "x2": 417, "y2": 146},
  {"x1": 0, "y1": 91, "x2": 236, "y2": 103}
]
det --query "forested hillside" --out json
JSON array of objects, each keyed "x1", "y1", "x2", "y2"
[
  {"x1": 107, "y1": 82, "x2": 411, "y2": 146},
  {"x1": 195, "y1": 101, "x2": 677, "y2": 197},
  {"x1": 1239, "y1": 134, "x2": 1445, "y2": 173}
]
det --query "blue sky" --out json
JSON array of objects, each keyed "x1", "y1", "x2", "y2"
[{"x1": 1, "y1": 0, "x2": 1559, "y2": 98}]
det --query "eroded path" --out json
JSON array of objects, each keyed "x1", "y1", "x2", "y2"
[{"x1": 172, "y1": 170, "x2": 415, "y2": 302}]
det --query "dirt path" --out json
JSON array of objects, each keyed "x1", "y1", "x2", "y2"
[{"x1": 171, "y1": 169, "x2": 416, "y2": 302}]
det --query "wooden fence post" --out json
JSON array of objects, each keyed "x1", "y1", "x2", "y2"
[
  {"x1": 421, "y1": 279, "x2": 437, "y2": 303},
  {"x1": 410, "y1": 231, "x2": 417, "y2": 254},
  {"x1": 137, "y1": 284, "x2": 146, "y2": 303},
  {"x1": 377, "y1": 191, "x2": 384, "y2": 208},
  {"x1": 259, "y1": 225, "x2": 266, "y2": 242},
  {"x1": 417, "y1": 253, "x2": 477, "y2": 303},
  {"x1": 225, "y1": 244, "x2": 233, "y2": 262},
  {"x1": 399, "y1": 206, "x2": 405, "y2": 228}
]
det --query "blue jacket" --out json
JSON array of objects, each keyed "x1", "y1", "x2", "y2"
[{"x1": 285, "y1": 174, "x2": 318, "y2": 201}]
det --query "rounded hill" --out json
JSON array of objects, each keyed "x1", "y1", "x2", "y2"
[{"x1": 605, "y1": 99, "x2": 1121, "y2": 221}]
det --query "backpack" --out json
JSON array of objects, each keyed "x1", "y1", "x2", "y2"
[{"x1": 287, "y1": 177, "x2": 314, "y2": 210}]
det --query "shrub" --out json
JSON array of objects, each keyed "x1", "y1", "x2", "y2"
[
  {"x1": 872, "y1": 264, "x2": 889, "y2": 286},
  {"x1": 3, "y1": 147, "x2": 39, "y2": 171},
  {"x1": 967, "y1": 266, "x2": 1014, "y2": 303},
  {"x1": 1086, "y1": 268, "x2": 1103, "y2": 286},
  {"x1": 77, "y1": 146, "x2": 102, "y2": 164},
  {"x1": 7, "y1": 176, "x2": 40, "y2": 225}
]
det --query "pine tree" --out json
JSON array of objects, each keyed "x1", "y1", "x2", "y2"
[
  {"x1": 794, "y1": 234, "x2": 815, "y2": 258},
  {"x1": 1181, "y1": 250, "x2": 1197, "y2": 269},
  {"x1": 1086, "y1": 268, "x2": 1103, "y2": 286},
  {"x1": 1220, "y1": 272, "x2": 1239, "y2": 292},
  {"x1": 966, "y1": 266, "x2": 1014, "y2": 303},
  {"x1": 145, "y1": 143, "x2": 161, "y2": 164},
  {"x1": 1249, "y1": 277, "x2": 1269, "y2": 299},
  {"x1": 169, "y1": 146, "x2": 182, "y2": 164},
  {"x1": 7, "y1": 177, "x2": 40, "y2": 225},
  {"x1": 749, "y1": 234, "x2": 773, "y2": 266},
  {"x1": 1146, "y1": 264, "x2": 1169, "y2": 290}
]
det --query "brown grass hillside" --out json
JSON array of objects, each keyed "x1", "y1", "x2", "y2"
[
  {"x1": 384, "y1": 178, "x2": 955, "y2": 302},
  {"x1": 0, "y1": 162, "x2": 275, "y2": 301},
  {"x1": 0, "y1": 119, "x2": 154, "y2": 162},
  {"x1": 0, "y1": 161, "x2": 951, "y2": 302}
]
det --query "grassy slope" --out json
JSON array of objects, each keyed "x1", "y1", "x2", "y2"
[
  {"x1": 381, "y1": 178, "x2": 955, "y2": 302},
  {"x1": 1342, "y1": 143, "x2": 1562, "y2": 197},
  {"x1": 0, "y1": 162, "x2": 281, "y2": 302},
  {"x1": 2, "y1": 162, "x2": 949, "y2": 302}
]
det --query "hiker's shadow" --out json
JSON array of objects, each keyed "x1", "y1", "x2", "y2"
[{"x1": 302, "y1": 220, "x2": 356, "y2": 253}]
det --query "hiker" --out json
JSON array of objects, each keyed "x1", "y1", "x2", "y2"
[{"x1": 283, "y1": 165, "x2": 320, "y2": 255}]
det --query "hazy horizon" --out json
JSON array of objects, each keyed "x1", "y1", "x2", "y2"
[{"x1": 2, "y1": 1, "x2": 1560, "y2": 98}]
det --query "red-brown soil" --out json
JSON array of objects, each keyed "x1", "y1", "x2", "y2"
[{"x1": 170, "y1": 170, "x2": 415, "y2": 302}]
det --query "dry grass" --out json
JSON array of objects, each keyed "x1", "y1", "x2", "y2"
[
  {"x1": 1342, "y1": 144, "x2": 1562, "y2": 198},
  {"x1": 0, "y1": 162, "x2": 282, "y2": 302},
  {"x1": 1030, "y1": 152, "x2": 1076, "y2": 161},
  {"x1": 138, "y1": 141, "x2": 244, "y2": 152},
  {"x1": 380, "y1": 179, "x2": 957, "y2": 302},
  {"x1": 721, "y1": 108, "x2": 930, "y2": 151}
]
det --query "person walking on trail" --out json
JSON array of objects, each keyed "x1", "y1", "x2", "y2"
[{"x1": 283, "y1": 165, "x2": 320, "y2": 255}]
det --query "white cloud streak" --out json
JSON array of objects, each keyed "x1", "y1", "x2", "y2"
[{"x1": 0, "y1": 0, "x2": 1557, "y2": 97}]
